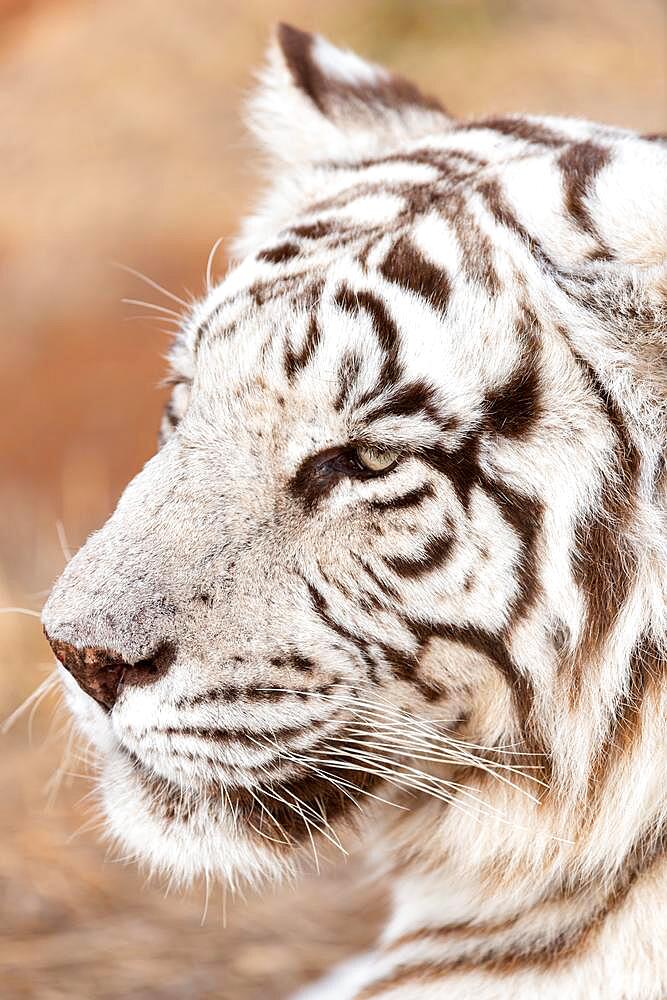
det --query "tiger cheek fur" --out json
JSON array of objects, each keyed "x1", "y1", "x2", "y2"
[{"x1": 42, "y1": 23, "x2": 666, "y2": 1000}]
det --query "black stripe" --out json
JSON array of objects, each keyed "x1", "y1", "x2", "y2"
[
  {"x1": 465, "y1": 116, "x2": 568, "y2": 148},
  {"x1": 422, "y1": 432, "x2": 482, "y2": 511},
  {"x1": 375, "y1": 641, "x2": 446, "y2": 702},
  {"x1": 477, "y1": 178, "x2": 556, "y2": 272},
  {"x1": 257, "y1": 242, "x2": 300, "y2": 264},
  {"x1": 366, "y1": 482, "x2": 435, "y2": 512},
  {"x1": 379, "y1": 233, "x2": 451, "y2": 314},
  {"x1": 404, "y1": 616, "x2": 546, "y2": 759},
  {"x1": 363, "y1": 378, "x2": 457, "y2": 435},
  {"x1": 558, "y1": 141, "x2": 612, "y2": 253},
  {"x1": 176, "y1": 678, "x2": 342, "y2": 709},
  {"x1": 166, "y1": 715, "x2": 335, "y2": 749},
  {"x1": 284, "y1": 313, "x2": 322, "y2": 383},
  {"x1": 353, "y1": 555, "x2": 400, "y2": 599},
  {"x1": 478, "y1": 474, "x2": 544, "y2": 625},
  {"x1": 335, "y1": 285, "x2": 404, "y2": 393},
  {"x1": 484, "y1": 306, "x2": 542, "y2": 440},
  {"x1": 305, "y1": 580, "x2": 383, "y2": 685},
  {"x1": 383, "y1": 530, "x2": 454, "y2": 579},
  {"x1": 333, "y1": 351, "x2": 363, "y2": 411}
]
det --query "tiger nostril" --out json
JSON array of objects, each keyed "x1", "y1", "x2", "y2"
[
  {"x1": 45, "y1": 634, "x2": 128, "y2": 711},
  {"x1": 121, "y1": 641, "x2": 176, "y2": 690},
  {"x1": 44, "y1": 632, "x2": 176, "y2": 712}
]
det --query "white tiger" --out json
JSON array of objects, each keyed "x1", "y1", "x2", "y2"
[{"x1": 42, "y1": 24, "x2": 666, "y2": 1000}]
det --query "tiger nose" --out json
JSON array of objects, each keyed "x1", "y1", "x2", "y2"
[{"x1": 45, "y1": 634, "x2": 176, "y2": 711}]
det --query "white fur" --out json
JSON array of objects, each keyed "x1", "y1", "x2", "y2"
[{"x1": 43, "y1": 26, "x2": 666, "y2": 1000}]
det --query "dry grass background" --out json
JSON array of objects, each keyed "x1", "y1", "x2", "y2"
[{"x1": 0, "y1": 1, "x2": 664, "y2": 997}]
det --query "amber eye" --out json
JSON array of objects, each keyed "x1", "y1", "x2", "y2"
[{"x1": 354, "y1": 446, "x2": 400, "y2": 473}]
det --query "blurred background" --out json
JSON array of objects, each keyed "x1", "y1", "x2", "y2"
[{"x1": 0, "y1": 1, "x2": 664, "y2": 997}]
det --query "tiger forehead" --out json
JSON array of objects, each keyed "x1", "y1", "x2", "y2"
[{"x1": 189, "y1": 142, "x2": 505, "y2": 352}]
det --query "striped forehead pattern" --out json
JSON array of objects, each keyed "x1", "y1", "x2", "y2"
[{"x1": 191, "y1": 112, "x2": 635, "y2": 367}]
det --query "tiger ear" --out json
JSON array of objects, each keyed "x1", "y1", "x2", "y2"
[{"x1": 247, "y1": 23, "x2": 452, "y2": 165}]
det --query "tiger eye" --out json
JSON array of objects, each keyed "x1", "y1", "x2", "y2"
[{"x1": 355, "y1": 447, "x2": 400, "y2": 473}]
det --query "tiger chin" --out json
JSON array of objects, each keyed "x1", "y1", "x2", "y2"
[{"x1": 42, "y1": 23, "x2": 666, "y2": 1000}]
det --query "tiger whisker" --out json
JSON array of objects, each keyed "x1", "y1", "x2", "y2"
[
  {"x1": 206, "y1": 236, "x2": 225, "y2": 291},
  {"x1": 113, "y1": 263, "x2": 190, "y2": 308},
  {"x1": 45, "y1": 720, "x2": 77, "y2": 806},
  {"x1": 1, "y1": 670, "x2": 59, "y2": 735},
  {"x1": 336, "y1": 727, "x2": 547, "y2": 794},
  {"x1": 124, "y1": 315, "x2": 183, "y2": 327},
  {"x1": 281, "y1": 745, "x2": 409, "y2": 813},
  {"x1": 246, "y1": 733, "x2": 346, "y2": 859},
  {"x1": 300, "y1": 752, "x2": 494, "y2": 825},
  {"x1": 307, "y1": 743, "x2": 556, "y2": 834},
  {"x1": 274, "y1": 778, "x2": 348, "y2": 855},
  {"x1": 66, "y1": 814, "x2": 110, "y2": 843},
  {"x1": 271, "y1": 786, "x2": 322, "y2": 873},
  {"x1": 261, "y1": 688, "x2": 546, "y2": 792},
  {"x1": 121, "y1": 298, "x2": 184, "y2": 318},
  {"x1": 55, "y1": 519, "x2": 73, "y2": 563},
  {"x1": 323, "y1": 733, "x2": 542, "y2": 804},
  {"x1": 313, "y1": 743, "x2": 509, "y2": 818},
  {"x1": 293, "y1": 689, "x2": 548, "y2": 781},
  {"x1": 0, "y1": 606, "x2": 42, "y2": 619},
  {"x1": 246, "y1": 815, "x2": 292, "y2": 848},
  {"x1": 242, "y1": 764, "x2": 298, "y2": 848},
  {"x1": 201, "y1": 870, "x2": 211, "y2": 926}
]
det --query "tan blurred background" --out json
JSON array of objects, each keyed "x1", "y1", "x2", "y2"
[{"x1": 0, "y1": 1, "x2": 664, "y2": 997}]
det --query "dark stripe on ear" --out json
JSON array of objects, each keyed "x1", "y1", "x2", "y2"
[
  {"x1": 277, "y1": 23, "x2": 446, "y2": 118},
  {"x1": 277, "y1": 24, "x2": 324, "y2": 111},
  {"x1": 380, "y1": 233, "x2": 451, "y2": 314}
]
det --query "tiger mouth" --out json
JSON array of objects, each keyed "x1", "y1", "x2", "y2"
[{"x1": 117, "y1": 735, "x2": 383, "y2": 849}]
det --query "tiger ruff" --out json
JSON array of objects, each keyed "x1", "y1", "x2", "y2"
[{"x1": 42, "y1": 24, "x2": 666, "y2": 1000}]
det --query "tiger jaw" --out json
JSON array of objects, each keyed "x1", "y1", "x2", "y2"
[
  {"x1": 59, "y1": 640, "x2": 471, "y2": 883},
  {"x1": 59, "y1": 658, "x2": 393, "y2": 878}
]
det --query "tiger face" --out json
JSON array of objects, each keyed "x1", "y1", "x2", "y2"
[{"x1": 42, "y1": 24, "x2": 666, "y2": 897}]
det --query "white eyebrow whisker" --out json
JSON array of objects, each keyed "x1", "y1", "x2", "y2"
[
  {"x1": 113, "y1": 262, "x2": 190, "y2": 308},
  {"x1": 121, "y1": 298, "x2": 184, "y2": 318},
  {"x1": 206, "y1": 236, "x2": 226, "y2": 291}
]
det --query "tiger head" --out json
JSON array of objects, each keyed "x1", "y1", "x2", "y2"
[{"x1": 42, "y1": 25, "x2": 666, "y2": 891}]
